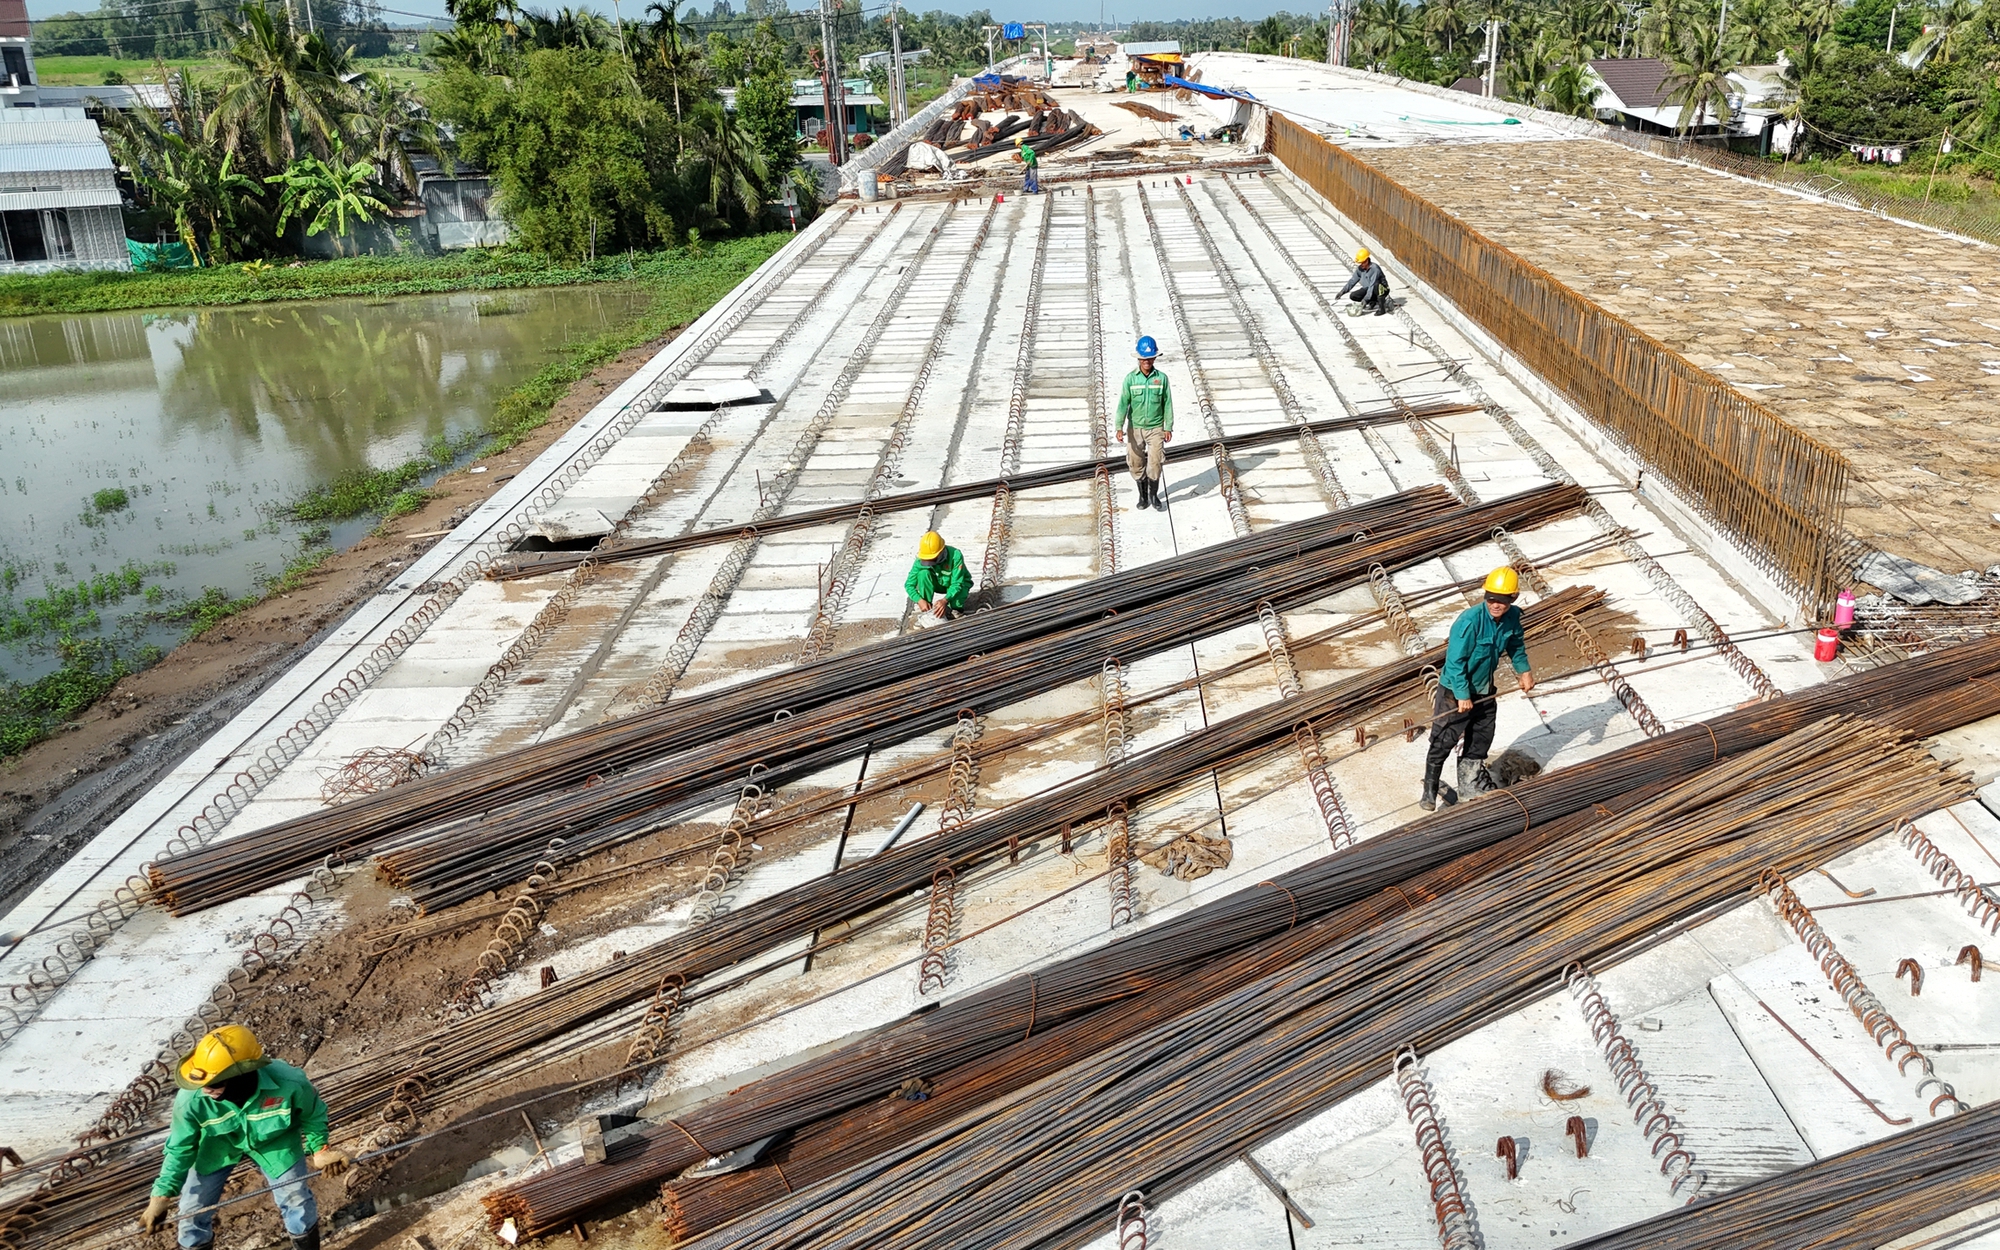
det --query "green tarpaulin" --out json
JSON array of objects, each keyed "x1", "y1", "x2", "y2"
[{"x1": 127, "y1": 240, "x2": 196, "y2": 271}]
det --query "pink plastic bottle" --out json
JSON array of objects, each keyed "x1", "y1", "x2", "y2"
[{"x1": 1833, "y1": 588, "x2": 1857, "y2": 630}]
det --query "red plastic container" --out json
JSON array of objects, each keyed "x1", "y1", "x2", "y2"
[{"x1": 1814, "y1": 627, "x2": 1840, "y2": 662}]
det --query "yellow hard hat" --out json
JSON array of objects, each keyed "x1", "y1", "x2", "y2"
[
  {"x1": 918, "y1": 531, "x2": 946, "y2": 562},
  {"x1": 177, "y1": 1024, "x2": 268, "y2": 1091},
  {"x1": 1483, "y1": 566, "x2": 1521, "y2": 598},
  {"x1": 1354, "y1": 247, "x2": 1370, "y2": 263}
]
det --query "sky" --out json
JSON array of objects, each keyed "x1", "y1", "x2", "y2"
[{"x1": 23, "y1": 0, "x2": 1301, "y2": 33}]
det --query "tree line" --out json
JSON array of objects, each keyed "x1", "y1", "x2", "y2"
[{"x1": 87, "y1": 0, "x2": 1074, "y2": 263}]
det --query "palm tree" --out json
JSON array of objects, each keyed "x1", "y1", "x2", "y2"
[
  {"x1": 349, "y1": 71, "x2": 450, "y2": 196},
  {"x1": 100, "y1": 68, "x2": 265, "y2": 262},
  {"x1": 208, "y1": 1, "x2": 350, "y2": 165},
  {"x1": 1539, "y1": 58, "x2": 1601, "y2": 116},
  {"x1": 266, "y1": 141, "x2": 390, "y2": 241},
  {"x1": 1506, "y1": 38, "x2": 1554, "y2": 103},
  {"x1": 1661, "y1": 23, "x2": 1738, "y2": 137},
  {"x1": 691, "y1": 97, "x2": 766, "y2": 223},
  {"x1": 642, "y1": 0, "x2": 704, "y2": 131},
  {"x1": 1908, "y1": 0, "x2": 1977, "y2": 65},
  {"x1": 1799, "y1": 0, "x2": 1845, "y2": 42},
  {"x1": 1423, "y1": 0, "x2": 1470, "y2": 54}
]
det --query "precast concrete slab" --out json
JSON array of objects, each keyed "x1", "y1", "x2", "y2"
[{"x1": 14, "y1": 78, "x2": 2000, "y2": 1250}]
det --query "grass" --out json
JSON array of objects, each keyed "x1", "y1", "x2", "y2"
[
  {"x1": 25, "y1": 54, "x2": 218, "y2": 86},
  {"x1": 0, "y1": 248, "x2": 742, "y2": 319},
  {"x1": 92, "y1": 487, "x2": 130, "y2": 513},
  {"x1": 0, "y1": 639, "x2": 131, "y2": 757}
]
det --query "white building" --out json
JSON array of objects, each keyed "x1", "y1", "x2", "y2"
[{"x1": 0, "y1": 0, "x2": 131, "y2": 272}]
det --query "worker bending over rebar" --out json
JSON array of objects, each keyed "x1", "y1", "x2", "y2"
[
  {"x1": 1338, "y1": 246, "x2": 1391, "y2": 317},
  {"x1": 1422, "y1": 567, "x2": 1536, "y2": 811},
  {"x1": 907, "y1": 530, "x2": 972, "y2": 624},
  {"x1": 141, "y1": 1026, "x2": 349, "y2": 1250},
  {"x1": 1116, "y1": 335, "x2": 1173, "y2": 513}
]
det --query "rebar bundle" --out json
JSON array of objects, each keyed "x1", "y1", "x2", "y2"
[
  {"x1": 309, "y1": 575, "x2": 1597, "y2": 1140},
  {"x1": 147, "y1": 483, "x2": 1472, "y2": 915},
  {"x1": 1565, "y1": 1098, "x2": 2000, "y2": 1250},
  {"x1": 485, "y1": 405, "x2": 1473, "y2": 583},
  {"x1": 680, "y1": 720, "x2": 1964, "y2": 1250},
  {"x1": 480, "y1": 635, "x2": 2000, "y2": 1240}
]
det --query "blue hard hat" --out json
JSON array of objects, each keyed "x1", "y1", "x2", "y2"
[{"x1": 1135, "y1": 335, "x2": 1159, "y2": 359}]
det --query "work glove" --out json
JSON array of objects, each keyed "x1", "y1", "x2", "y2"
[
  {"x1": 310, "y1": 1147, "x2": 351, "y2": 1176},
  {"x1": 140, "y1": 1195, "x2": 174, "y2": 1234}
]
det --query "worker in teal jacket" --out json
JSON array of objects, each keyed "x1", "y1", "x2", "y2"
[
  {"x1": 1116, "y1": 335, "x2": 1174, "y2": 513},
  {"x1": 907, "y1": 530, "x2": 973, "y2": 623},
  {"x1": 1422, "y1": 567, "x2": 1535, "y2": 810},
  {"x1": 141, "y1": 1026, "x2": 349, "y2": 1250}
]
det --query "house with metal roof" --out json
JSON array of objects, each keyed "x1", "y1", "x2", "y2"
[
  {"x1": 0, "y1": 0, "x2": 131, "y2": 272},
  {"x1": 0, "y1": 109, "x2": 130, "y2": 271}
]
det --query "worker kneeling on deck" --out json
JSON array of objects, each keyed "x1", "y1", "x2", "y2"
[
  {"x1": 141, "y1": 1025, "x2": 348, "y2": 1250},
  {"x1": 1422, "y1": 567, "x2": 1536, "y2": 812},
  {"x1": 1117, "y1": 335, "x2": 1173, "y2": 513},
  {"x1": 908, "y1": 530, "x2": 972, "y2": 625},
  {"x1": 1338, "y1": 247, "x2": 1391, "y2": 316}
]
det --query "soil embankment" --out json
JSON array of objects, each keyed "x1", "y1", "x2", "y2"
[{"x1": 0, "y1": 333, "x2": 676, "y2": 914}]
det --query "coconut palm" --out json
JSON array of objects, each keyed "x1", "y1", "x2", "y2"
[
  {"x1": 1799, "y1": 0, "x2": 1846, "y2": 42},
  {"x1": 100, "y1": 69, "x2": 265, "y2": 262},
  {"x1": 1908, "y1": 0, "x2": 1979, "y2": 65},
  {"x1": 209, "y1": 1, "x2": 350, "y2": 165},
  {"x1": 1423, "y1": 0, "x2": 1471, "y2": 53},
  {"x1": 349, "y1": 71, "x2": 450, "y2": 196},
  {"x1": 1661, "y1": 23, "x2": 1739, "y2": 136},
  {"x1": 1539, "y1": 58, "x2": 1602, "y2": 115},
  {"x1": 690, "y1": 96, "x2": 766, "y2": 223},
  {"x1": 642, "y1": 0, "x2": 704, "y2": 131}
]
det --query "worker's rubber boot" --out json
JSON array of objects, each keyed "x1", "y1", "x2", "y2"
[
  {"x1": 292, "y1": 1224, "x2": 322, "y2": 1250},
  {"x1": 1419, "y1": 769, "x2": 1457, "y2": 812},
  {"x1": 1150, "y1": 476, "x2": 1167, "y2": 511},
  {"x1": 1456, "y1": 756, "x2": 1494, "y2": 796},
  {"x1": 1135, "y1": 476, "x2": 1151, "y2": 509}
]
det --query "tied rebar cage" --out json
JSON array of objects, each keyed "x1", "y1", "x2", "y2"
[{"x1": 1267, "y1": 115, "x2": 1851, "y2": 616}]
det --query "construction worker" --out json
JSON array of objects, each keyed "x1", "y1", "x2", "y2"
[
  {"x1": 1016, "y1": 137, "x2": 1040, "y2": 193},
  {"x1": 907, "y1": 530, "x2": 972, "y2": 624},
  {"x1": 1338, "y1": 246, "x2": 1391, "y2": 316},
  {"x1": 1116, "y1": 335, "x2": 1173, "y2": 513},
  {"x1": 140, "y1": 1025, "x2": 348, "y2": 1250},
  {"x1": 1422, "y1": 567, "x2": 1535, "y2": 811}
]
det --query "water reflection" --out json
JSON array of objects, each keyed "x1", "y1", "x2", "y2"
[{"x1": 0, "y1": 285, "x2": 651, "y2": 682}]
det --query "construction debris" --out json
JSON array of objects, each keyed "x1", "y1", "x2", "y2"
[{"x1": 1139, "y1": 830, "x2": 1232, "y2": 880}]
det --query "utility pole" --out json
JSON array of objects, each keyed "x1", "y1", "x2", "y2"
[
  {"x1": 889, "y1": 0, "x2": 906, "y2": 125},
  {"x1": 1716, "y1": 0, "x2": 1728, "y2": 40},
  {"x1": 818, "y1": 0, "x2": 847, "y2": 164},
  {"x1": 1482, "y1": 18, "x2": 1499, "y2": 97},
  {"x1": 1326, "y1": 2, "x2": 1336, "y2": 63},
  {"x1": 1885, "y1": 1, "x2": 1902, "y2": 51}
]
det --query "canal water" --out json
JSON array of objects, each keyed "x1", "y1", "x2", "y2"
[{"x1": 0, "y1": 285, "x2": 651, "y2": 684}]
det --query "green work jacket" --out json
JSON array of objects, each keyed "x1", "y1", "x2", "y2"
[
  {"x1": 1116, "y1": 368, "x2": 1174, "y2": 434},
  {"x1": 1440, "y1": 603, "x2": 1530, "y2": 701},
  {"x1": 153, "y1": 1060, "x2": 330, "y2": 1196},
  {"x1": 1020, "y1": 146, "x2": 1038, "y2": 169},
  {"x1": 907, "y1": 545, "x2": 972, "y2": 610}
]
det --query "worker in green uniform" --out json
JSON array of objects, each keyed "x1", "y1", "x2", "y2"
[
  {"x1": 1116, "y1": 335, "x2": 1173, "y2": 513},
  {"x1": 907, "y1": 530, "x2": 972, "y2": 624},
  {"x1": 1421, "y1": 567, "x2": 1536, "y2": 811},
  {"x1": 1016, "y1": 137, "x2": 1040, "y2": 193},
  {"x1": 141, "y1": 1025, "x2": 349, "y2": 1250}
]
